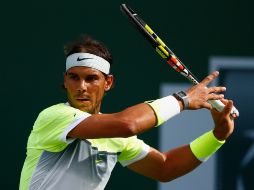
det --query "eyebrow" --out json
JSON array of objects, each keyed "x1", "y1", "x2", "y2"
[
  {"x1": 66, "y1": 72, "x2": 101, "y2": 78},
  {"x1": 66, "y1": 72, "x2": 77, "y2": 76}
]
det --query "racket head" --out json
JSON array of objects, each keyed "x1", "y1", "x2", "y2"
[
  {"x1": 120, "y1": 4, "x2": 158, "y2": 48},
  {"x1": 120, "y1": 4, "x2": 199, "y2": 83}
]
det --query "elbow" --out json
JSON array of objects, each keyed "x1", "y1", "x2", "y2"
[
  {"x1": 158, "y1": 176, "x2": 174, "y2": 183},
  {"x1": 119, "y1": 119, "x2": 138, "y2": 137},
  {"x1": 157, "y1": 168, "x2": 189, "y2": 182},
  {"x1": 156, "y1": 164, "x2": 179, "y2": 182},
  {"x1": 114, "y1": 113, "x2": 139, "y2": 137},
  {"x1": 157, "y1": 173, "x2": 175, "y2": 183},
  {"x1": 113, "y1": 110, "x2": 148, "y2": 137},
  {"x1": 156, "y1": 167, "x2": 171, "y2": 182}
]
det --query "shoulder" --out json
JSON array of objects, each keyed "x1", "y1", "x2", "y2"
[
  {"x1": 39, "y1": 103, "x2": 77, "y2": 115},
  {"x1": 37, "y1": 103, "x2": 85, "y2": 120},
  {"x1": 28, "y1": 103, "x2": 90, "y2": 149},
  {"x1": 33, "y1": 103, "x2": 89, "y2": 129}
]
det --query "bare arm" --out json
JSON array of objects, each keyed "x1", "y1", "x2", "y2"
[
  {"x1": 68, "y1": 103, "x2": 157, "y2": 139},
  {"x1": 128, "y1": 99, "x2": 235, "y2": 182},
  {"x1": 128, "y1": 146, "x2": 200, "y2": 182},
  {"x1": 68, "y1": 71, "x2": 226, "y2": 139}
]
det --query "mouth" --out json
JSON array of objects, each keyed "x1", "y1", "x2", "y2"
[{"x1": 76, "y1": 98, "x2": 90, "y2": 102}]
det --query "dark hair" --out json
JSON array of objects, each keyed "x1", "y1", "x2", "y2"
[
  {"x1": 64, "y1": 34, "x2": 113, "y2": 66},
  {"x1": 62, "y1": 35, "x2": 115, "y2": 90}
]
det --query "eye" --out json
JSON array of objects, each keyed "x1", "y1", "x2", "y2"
[
  {"x1": 69, "y1": 74, "x2": 79, "y2": 81},
  {"x1": 86, "y1": 75, "x2": 99, "y2": 82}
]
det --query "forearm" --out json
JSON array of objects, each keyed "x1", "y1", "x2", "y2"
[
  {"x1": 128, "y1": 129, "x2": 226, "y2": 182},
  {"x1": 159, "y1": 145, "x2": 201, "y2": 182},
  {"x1": 69, "y1": 95, "x2": 182, "y2": 139},
  {"x1": 127, "y1": 145, "x2": 201, "y2": 182},
  {"x1": 115, "y1": 103, "x2": 157, "y2": 134},
  {"x1": 161, "y1": 129, "x2": 227, "y2": 181},
  {"x1": 69, "y1": 103, "x2": 157, "y2": 139}
]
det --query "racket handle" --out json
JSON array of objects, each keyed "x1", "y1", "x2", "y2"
[{"x1": 208, "y1": 99, "x2": 239, "y2": 117}]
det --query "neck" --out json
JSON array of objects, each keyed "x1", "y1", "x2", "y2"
[{"x1": 67, "y1": 102, "x2": 101, "y2": 114}]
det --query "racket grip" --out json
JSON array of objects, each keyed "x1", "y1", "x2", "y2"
[{"x1": 208, "y1": 99, "x2": 239, "y2": 117}]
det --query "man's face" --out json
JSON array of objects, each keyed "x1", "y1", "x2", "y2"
[{"x1": 64, "y1": 66, "x2": 113, "y2": 114}]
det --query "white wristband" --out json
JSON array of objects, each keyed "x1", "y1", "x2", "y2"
[{"x1": 146, "y1": 95, "x2": 180, "y2": 126}]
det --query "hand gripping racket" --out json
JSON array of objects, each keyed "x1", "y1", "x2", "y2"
[{"x1": 120, "y1": 4, "x2": 239, "y2": 117}]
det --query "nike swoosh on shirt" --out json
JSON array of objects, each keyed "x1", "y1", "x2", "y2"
[{"x1": 77, "y1": 57, "x2": 93, "y2": 61}]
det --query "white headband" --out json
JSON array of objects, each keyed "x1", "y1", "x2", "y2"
[{"x1": 66, "y1": 53, "x2": 110, "y2": 74}]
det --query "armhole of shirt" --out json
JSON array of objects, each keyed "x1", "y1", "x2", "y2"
[
  {"x1": 60, "y1": 113, "x2": 90, "y2": 144},
  {"x1": 120, "y1": 143, "x2": 150, "y2": 167}
]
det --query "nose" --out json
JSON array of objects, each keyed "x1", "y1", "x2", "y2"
[{"x1": 77, "y1": 80, "x2": 88, "y2": 92}]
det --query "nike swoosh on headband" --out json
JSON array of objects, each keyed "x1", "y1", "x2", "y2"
[
  {"x1": 66, "y1": 53, "x2": 110, "y2": 74},
  {"x1": 77, "y1": 57, "x2": 93, "y2": 61}
]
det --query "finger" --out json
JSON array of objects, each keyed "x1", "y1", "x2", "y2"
[
  {"x1": 208, "y1": 86, "x2": 226, "y2": 93},
  {"x1": 207, "y1": 93, "x2": 224, "y2": 100},
  {"x1": 203, "y1": 102, "x2": 213, "y2": 110},
  {"x1": 200, "y1": 71, "x2": 219, "y2": 86},
  {"x1": 220, "y1": 98, "x2": 229, "y2": 105}
]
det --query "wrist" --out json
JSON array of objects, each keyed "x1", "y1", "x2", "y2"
[
  {"x1": 176, "y1": 99, "x2": 184, "y2": 111},
  {"x1": 213, "y1": 128, "x2": 230, "y2": 141},
  {"x1": 190, "y1": 130, "x2": 225, "y2": 162},
  {"x1": 146, "y1": 95, "x2": 181, "y2": 126},
  {"x1": 173, "y1": 91, "x2": 189, "y2": 110}
]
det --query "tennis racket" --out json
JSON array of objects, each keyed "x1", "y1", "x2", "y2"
[{"x1": 120, "y1": 4, "x2": 239, "y2": 117}]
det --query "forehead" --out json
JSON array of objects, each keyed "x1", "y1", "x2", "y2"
[{"x1": 66, "y1": 66, "x2": 104, "y2": 76}]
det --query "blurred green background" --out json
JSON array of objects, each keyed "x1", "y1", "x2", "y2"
[{"x1": 1, "y1": 0, "x2": 253, "y2": 189}]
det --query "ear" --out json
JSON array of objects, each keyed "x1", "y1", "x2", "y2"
[{"x1": 105, "y1": 75, "x2": 114, "y2": 91}]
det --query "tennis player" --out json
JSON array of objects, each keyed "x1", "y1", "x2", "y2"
[{"x1": 19, "y1": 35, "x2": 235, "y2": 190}]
